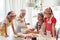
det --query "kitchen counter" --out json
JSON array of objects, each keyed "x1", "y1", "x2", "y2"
[{"x1": 14, "y1": 33, "x2": 56, "y2": 40}]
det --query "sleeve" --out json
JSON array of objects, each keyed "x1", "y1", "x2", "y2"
[{"x1": 52, "y1": 17, "x2": 56, "y2": 23}]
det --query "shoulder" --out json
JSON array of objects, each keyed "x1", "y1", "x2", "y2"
[
  {"x1": 51, "y1": 17, "x2": 56, "y2": 20},
  {"x1": 51, "y1": 16, "x2": 57, "y2": 23},
  {"x1": 44, "y1": 17, "x2": 47, "y2": 22}
]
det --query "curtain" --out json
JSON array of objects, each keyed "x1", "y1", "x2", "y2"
[
  {"x1": 0, "y1": 0, "x2": 5, "y2": 21},
  {"x1": 5, "y1": 0, "x2": 20, "y2": 15},
  {"x1": 4, "y1": 0, "x2": 60, "y2": 30}
]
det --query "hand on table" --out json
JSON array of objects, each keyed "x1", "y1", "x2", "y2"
[
  {"x1": 14, "y1": 34, "x2": 24, "y2": 38},
  {"x1": 25, "y1": 29, "x2": 33, "y2": 34}
]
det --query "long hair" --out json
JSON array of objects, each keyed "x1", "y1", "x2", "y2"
[
  {"x1": 38, "y1": 13, "x2": 44, "y2": 22},
  {"x1": 49, "y1": 8, "x2": 53, "y2": 15}
]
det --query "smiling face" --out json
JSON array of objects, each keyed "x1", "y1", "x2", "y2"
[
  {"x1": 10, "y1": 12, "x2": 16, "y2": 20},
  {"x1": 38, "y1": 13, "x2": 43, "y2": 21},
  {"x1": 38, "y1": 15, "x2": 42, "y2": 21},
  {"x1": 20, "y1": 9, "x2": 26, "y2": 18},
  {"x1": 44, "y1": 7, "x2": 52, "y2": 18},
  {"x1": 7, "y1": 11, "x2": 16, "y2": 21},
  {"x1": 44, "y1": 11, "x2": 51, "y2": 18}
]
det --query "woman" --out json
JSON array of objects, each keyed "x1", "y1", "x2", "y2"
[
  {"x1": 12, "y1": 9, "x2": 28, "y2": 40},
  {"x1": 43, "y1": 7, "x2": 56, "y2": 37},
  {"x1": 0, "y1": 11, "x2": 17, "y2": 37},
  {"x1": 15, "y1": 9, "x2": 27, "y2": 33}
]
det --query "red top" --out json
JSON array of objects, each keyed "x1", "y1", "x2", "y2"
[{"x1": 44, "y1": 16, "x2": 56, "y2": 36}]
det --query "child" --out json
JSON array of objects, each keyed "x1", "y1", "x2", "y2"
[
  {"x1": 25, "y1": 13, "x2": 44, "y2": 34},
  {"x1": 35, "y1": 13, "x2": 44, "y2": 32},
  {"x1": 1, "y1": 11, "x2": 17, "y2": 37},
  {"x1": 43, "y1": 7, "x2": 56, "y2": 37}
]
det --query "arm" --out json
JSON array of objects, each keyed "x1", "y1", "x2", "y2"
[
  {"x1": 52, "y1": 23, "x2": 56, "y2": 37},
  {"x1": 41, "y1": 23, "x2": 46, "y2": 34},
  {"x1": 4, "y1": 23, "x2": 8, "y2": 37},
  {"x1": 52, "y1": 17, "x2": 56, "y2": 37},
  {"x1": 11, "y1": 22, "x2": 17, "y2": 35},
  {"x1": 5, "y1": 24, "x2": 7, "y2": 35}
]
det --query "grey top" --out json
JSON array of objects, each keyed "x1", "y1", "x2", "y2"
[{"x1": 14, "y1": 17, "x2": 26, "y2": 33}]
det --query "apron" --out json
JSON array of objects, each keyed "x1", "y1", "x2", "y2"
[
  {"x1": 15, "y1": 17, "x2": 26, "y2": 33},
  {"x1": 46, "y1": 18, "x2": 52, "y2": 35},
  {"x1": 45, "y1": 16, "x2": 56, "y2": 36},
  {"x1": 12, "y1": 18, "x2": 25, "y2": 40}
]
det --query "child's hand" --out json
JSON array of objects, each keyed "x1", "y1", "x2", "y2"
[
  {"x1": 14, "y1": 34, "x2": 24, "y2": 38},
  {"x1": 14, "y1": 32, "x2": 18, "y2": 35}
]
